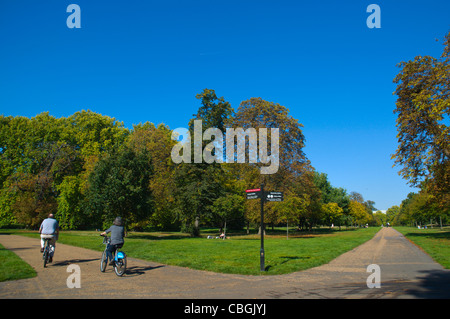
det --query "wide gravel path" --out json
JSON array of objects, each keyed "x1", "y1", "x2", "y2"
[{"x1": 0, "y1": 227, "x2": 449, "y2": 299}]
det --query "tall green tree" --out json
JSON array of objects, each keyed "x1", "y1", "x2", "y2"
[
  {"x1": 392, "y1": 31, "x2": 450, "y2": 208},
  {"x1": 373, "y1": 211, "x2": 386, "y2": 226},
  {"x1": 1, "y1": 113, "x2": 80, "y2": 228},
  {"x1": 313, "y1": 172, "x2": 350, "y2": 213},
  {"x1": 61, "y1": 110, "x2": 129, "y2": 229},
  {"x1": 211, "y1": 193, "x2": 245, "y2": 234},
  {"x1": 349, "y1": 191, "x2": 376, "y2": 225},
  {"x1": 348, "y1": 200, "x2": 371, "y2": 226},
  {"x1": 230, "y1": 97, "x2": 307, "y2": 178},
  {"x1": 321, "y1": 202, "x2": 343, "y2": 228},
  {"x1": 174, "y1": 89, "x2": 233, "y2": 235},
  {"x1": 386, "y1": 205, "x2": 400, "y2": 225},
  {"x1": 229, "y1": 97, "x2": 309, "y2": 228},
  {"x1": 129, "y1": 122, "x2": 178, "y2": 230},
  {"x1": 396, "y1": 191, "x2": 449, "y2": 227},
  {"x1": 86, "y1": 145, "x2": 153, "y2": 229},
  {"x1": 0, "y1": 111, "x2": 129, "y2": 229}
]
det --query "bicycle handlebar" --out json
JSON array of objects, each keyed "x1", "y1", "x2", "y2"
[{"x1": 100, "y1": 234, "x2": 111, "y2": 245}]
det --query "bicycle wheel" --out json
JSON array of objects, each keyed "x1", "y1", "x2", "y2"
[
  {"x1": 100, "y1": 250, "x2": 107, "y2": 272},
  {"x1": 114, "y1": 254, "x2": 127, "y2": 277},
  {"x1": 43, "y1": 244, "x2": 49, "y2": 268}
]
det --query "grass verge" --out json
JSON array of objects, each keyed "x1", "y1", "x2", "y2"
[
  {"x1": 394, "y1": 226, "x2": 450, "y2": 269},
  {"x1": 0, "y1": 242, "x2": 37, "y2": 282}
]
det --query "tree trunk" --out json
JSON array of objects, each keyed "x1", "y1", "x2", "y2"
[
  {"x1": 258, "y1": 225, "x2": 266, "y2": 235},
  {"x1": 223, "y1": 221, "x2": 227, "y2": 240},
  {"x1": 193, "y1": 216, "x2": 200, "y2": 237},
  {"x1": 286, "y1": 219, "x2": 289, "y2": 240}
]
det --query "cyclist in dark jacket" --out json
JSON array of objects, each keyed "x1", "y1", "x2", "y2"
[{"x1": 100, "y1": 217, "x2": 125, "y2": 265}]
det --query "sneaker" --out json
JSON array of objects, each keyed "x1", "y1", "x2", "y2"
[{"x1": 40, "y1": 248, "x2": 44, "y2": 253}]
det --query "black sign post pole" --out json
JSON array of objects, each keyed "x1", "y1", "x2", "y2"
[
  {"x1": 260, "y1": 183, "x2": 265, "y2": 272},
  {"x1": 245, "y1": 186, "x2": 278, "y2": 272}
]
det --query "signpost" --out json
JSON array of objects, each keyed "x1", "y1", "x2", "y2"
[
  {"x1": 245, "y1": 186, "x2": 284, "y2": 272},
  {"x1": 259, "y1": 184, "x2": 265, "y2": 272},
  {"x1": 245, "y1": 188, "x2": 261, "y2": 200},
  {"x1": 265, "y1": 191, "x2": 283, "y2": 202}
]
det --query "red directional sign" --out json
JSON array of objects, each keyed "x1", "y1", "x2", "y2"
[{"x1": 245, "y1": 188, "x2": 261, "y2": 199}]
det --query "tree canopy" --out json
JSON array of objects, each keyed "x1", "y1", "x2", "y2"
[
  {"x1": 392, "y1": 31, "x2": 450, "y2": 209},
  {"x1": 0, "y1": 90, "x2": 378, "y2": 233},
  {"x1": 392, "y1": 31, "x2": 450, "y2": 227}
]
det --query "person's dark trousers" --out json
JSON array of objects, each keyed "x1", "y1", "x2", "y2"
[{"x1": 106, "y1": 244, "x2": 123, "y2": 263}]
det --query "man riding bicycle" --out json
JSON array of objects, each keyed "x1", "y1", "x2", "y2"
[
  {"x1": 39, "y1": 213, "x2": 60, "y2": 263},
  {"x1": 100, "y1": 217, "x2": 125, "y2": 265}
]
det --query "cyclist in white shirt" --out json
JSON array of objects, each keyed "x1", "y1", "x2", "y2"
[{"x1": 39, "y1": 213, "x2": 60, "y2": 263}]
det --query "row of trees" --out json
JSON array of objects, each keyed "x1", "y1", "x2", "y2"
[
  {"x1": 384, "y1": 192, "x2": 449, "y2": 227},
  {"x1": 1, "y1": 90, "x2": 378, "y2": 234},
  {"x1": 390, "y1": 31, "x2": 450, "y2": 227}
]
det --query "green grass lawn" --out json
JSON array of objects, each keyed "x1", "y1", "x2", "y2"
[
  {"x1": 0, "y1": 243, "x2": 37, "y2": 282},
  {"x1": 394, "y1": 226, "x2": 450, "y2": 269},
  {"x1": 8, "y1": 227, "x2": 380, "y2": 276}
]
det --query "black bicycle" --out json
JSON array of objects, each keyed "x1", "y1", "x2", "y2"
[{"x1": 100, "y1": 235, "x2": 127, "y2": 276}]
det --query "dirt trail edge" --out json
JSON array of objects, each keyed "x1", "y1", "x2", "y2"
[{"x1": 0, "y1": 227, "x2": 449, "y2": 299}]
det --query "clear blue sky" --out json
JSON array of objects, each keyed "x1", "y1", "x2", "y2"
[{"x1": 1, "y1": 0, "x2": 449, "y2": 210}]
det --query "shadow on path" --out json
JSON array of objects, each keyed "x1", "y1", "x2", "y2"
[
  {"x1": 125, "y1": 265, "x2": 165, "y2": 277},
  {"x1": 407, "y1": 269, "x2": 450, "y2": 299},
  {"x1": 52, "y1": 258, "x2": 99, "y2": 266}
]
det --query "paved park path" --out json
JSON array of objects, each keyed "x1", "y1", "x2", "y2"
[{"x1": 0, "y1": 227, "x2": 449, "y2": 299}]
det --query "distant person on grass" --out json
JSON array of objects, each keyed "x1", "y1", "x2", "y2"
[
  {"x1": 100, "y1": 217, "x2": 126, "y2": 266},
  {"x1": 39, "y1": 213, "x2": 60, "y2": 263}
]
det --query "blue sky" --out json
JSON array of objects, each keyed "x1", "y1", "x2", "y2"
[{"x1": 1, "y1": 0, "x2": 449, "y2": 210}]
